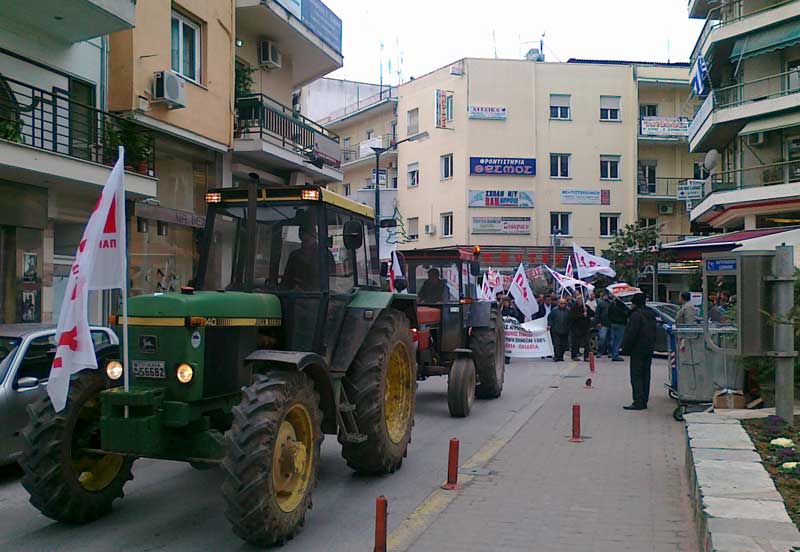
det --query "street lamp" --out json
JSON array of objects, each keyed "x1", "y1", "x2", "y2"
[{"x1": 371, "y1": 131, "x2": 429, "y2": 260}]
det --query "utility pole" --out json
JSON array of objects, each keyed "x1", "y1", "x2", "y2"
[{"x1": 773, "y1": 244, "x2": 796, "y2": 422}]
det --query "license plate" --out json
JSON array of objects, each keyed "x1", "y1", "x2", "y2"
[{"x1": 132, "y1": 360, "x2": 166, "y2": 379}]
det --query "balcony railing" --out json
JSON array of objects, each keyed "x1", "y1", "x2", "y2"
[
  {"x1": 317, "y1": 87, "x2": 396, "y2": 125},
  {"x1": 687, "y1": 159, "x2": 800, "y2": 202},
  {"x1": 0, "y1": 75, "x2": 155, "y2": 176},
  {"x1": 638, "y1": 116, "x2": 691, "y2": 139},
  {"x1": 713, "y1": 69, "x2": 800, "y2": 110},
  {"x1": 637, "y1": 177, "x2": 684, "y2": 197},
  {"x1": 342, "y1": 135, "x2": 393, "y2": 164},
  {"x1": 236, "y1": 93, "x2": 341, "y2": 169}
]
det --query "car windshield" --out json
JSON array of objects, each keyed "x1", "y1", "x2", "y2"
[
  {"x1": 652, "y1": 303, "x2": 678, "y2": 320},
  {"x1": 0, "y1": 336, "x2": 21, "y2": 384}
]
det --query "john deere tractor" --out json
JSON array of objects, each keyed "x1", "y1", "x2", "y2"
[{"x1": 18, "y1": 184, "x2": 418, "y2": 547}]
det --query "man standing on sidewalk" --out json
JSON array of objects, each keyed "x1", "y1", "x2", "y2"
[
  {"x1": 608, "y1": 295, "x2": 628, "y2": 361},
  {"x1": 594, "y1": 290, "x2": 611, "y2": 357},
  {"x1": 568, "y1": 295, "x2": 593, "y2": 361},
  {"x1": 621, "y1": 293, "x2": 657, "y2": 410},
  {"x1": 675, "y1": 291, "x2": 697, "y2": 324},
  {"x1": 547, "y1": 297, "x2": 570, "y2": 362}
]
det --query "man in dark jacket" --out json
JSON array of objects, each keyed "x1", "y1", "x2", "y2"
[
  {"x1": 594, "y1": 290, "x2": 611, "y2": 356},
  {"x1": 608, "y1": 296, "x2": 629, "y2": 361},
  {"x1": 547, "y1": 297, "x2": 570, "y2": 362},
  {"x1": 568, "y1": 296, "x2": 594, "y2": 361},
  {"x1": 620, "y1": 293, "x2": 657, "y2": 410}
]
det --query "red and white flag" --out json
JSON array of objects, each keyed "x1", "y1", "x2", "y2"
[
  {"x1": 388, "y1": 250, "x2": 404, "y2": 292},
  {"x1": 487, "y1": 267, "x2": 503, "y2": 297},
  {"x1": 47, "y1": 150, "x2": 127, "y2": 412},
  {"x1": 545, "y1": 265, "x2": 595, "y2": 293},
  {"x1": 480, "y1": 273, "x2": 491, "y2": 301},
  {"x1": 572, "y1": 242, "x2": 616, "y2": 279},
  {"x1": 508, "y1": 263, "x2": 538, "y2": 321},
  {"x1": 565, "y1": 255, "x2": 574, "y2": 278}
]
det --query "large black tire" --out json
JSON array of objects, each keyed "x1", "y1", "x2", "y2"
[
  {"x1": 447, "y1": 358, "x2": 476, "y2": 418},
  {"x1": 222, "y1": 371, "x2": 322, "y2": 547},
  {"x1": 19, "y1": 370, "x2": 134, "y2": 523},
  {"x1": 341, "y1": 309, "x2": 416, "y2": 474},
  {"x1": 472, "y1": 308, "x2": 505, "y2": 399}
]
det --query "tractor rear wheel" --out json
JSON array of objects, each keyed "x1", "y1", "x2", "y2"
[
  {"x1": 222, "y1": 371, "x2": 322, "y2": 547},
  {"x1": 341, "y1": 309, "x2": 416, "y2": 474},
  {"x1": 472, "y1": 307, "x2": 506, "y2": 399},
  {"x1": 19, "y1": 370, "x2": 134, "y2": 523},
  {"x1": 447, "y1": 358, "x2": 476, "y2": 418}
]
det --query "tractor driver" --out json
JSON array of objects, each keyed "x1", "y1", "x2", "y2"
[
  {"x1": 281, "y1": 217, "x2": 331, "y2": 291},
  {"x1": 417, "y1": 268, "x2": 450, "y2": 304}
]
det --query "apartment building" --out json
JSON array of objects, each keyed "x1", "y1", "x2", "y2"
[
  {"x1": 683, "y1": 0, "x2": 800, "y2": 256},
  {"x1": 0, "y1": 0, "x2": 148, "y2": 324}
]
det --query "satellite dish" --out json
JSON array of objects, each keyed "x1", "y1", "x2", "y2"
[{"x1": 703, "y1": 149, "x2": 719, "y2": 172}]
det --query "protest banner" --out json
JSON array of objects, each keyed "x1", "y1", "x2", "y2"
[{"x1": 503, "y1": 316, "x2": 553, "y2": 358}]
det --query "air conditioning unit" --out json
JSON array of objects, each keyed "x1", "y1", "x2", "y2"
[
  {"x1": 658, "y1": 203, "x2": 674, "y2": 215},
  {"x1": 259, "y1": 40, "x2": 282, "y2": 69},
  {"x1": 424, "y1": 223, "x2": 436, "y2": 235},
  {"x1": 746, "y1": 132, "x2": 765, "y2": 147},
  {"x1": 151, "y1": 70, "x2": 186, "y2": 109},
  {"x1": 449, "y1": 61, "x2": 464, "y2": 76}
]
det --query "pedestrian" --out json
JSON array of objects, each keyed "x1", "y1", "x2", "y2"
[
  {"x1": 568, "y1": 295, "x2": 594, "y2": 361},
  {"x1": 621, "y1": 293, "x2": 658, "y2": 410},
  {"x1": 608, "y1": 295, "x2": 628, "y2": 361},
  {"x1": 547, "y1": 297, "x2": 570, "y2": 362},
  {"x1": 675, "y1": 291, "x2": 697, "y2": 324},
  {"x1": 594, "y1": 289, "x2": 611, "y2": 356},
  {"x1": 498, "y1": 293, "x2": 523, "y2": 365},
  {"x1": 532, "y1": 293, "x2": 551, "y2": 320},
  {"x1": 585, "y1": 292, "x2": 598, "y2": 312}
]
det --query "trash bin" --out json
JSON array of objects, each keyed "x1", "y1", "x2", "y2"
[{"x1": 666, "y1": 324, "x2": 744, "y2": 420}]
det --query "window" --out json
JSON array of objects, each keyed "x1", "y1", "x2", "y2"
[
  {"x1": 600, "y1": 214, "x2": 620, "y2": 237},
  {"x1": 91, "y1": 330, "x2": 112, "y2": 348},
  {"x1": 343, "y1": 137, "x2": 352, "y2": 162},
  {"x1": 787, "y1": 60, "x2": 800, "y2": 92},
  {"x1": 441, "y1": 154, "x2": 454, "y2": 179},
  {"x1": 639, "y1": 217, "x2": 657, "y2": 228},
  {"x1": 407, "y1": 162, "x2": 419, "y2": 187},
  {"x1": 600, "y1": 95, "x2": 621, "y2": 121},
  {"x1": 550, "y1": 94, "x2": 570, "y2": 119},
  {"x1": 550, "y1": 153, "x2": 570, "y2": 178},
  {"x1": 600, "y1": 155, "x2": 620, "y2": 180},
  {"x1": 366, "y1": 129, "x2": 374, "y2": 139},
  {"x1": 343, "y1": 183, "x2": 351, "y2": 196},
  {"x1": 638, "y1": 161, "x2": 657, "y2": 193},
  {"x1": 391, "y1": 175, "x2": 398, "y2": 189},
  {"x1": 446, "y1": 94, "x2": 454, "y2": 122},
  {"x1": 550, "y1": 212, "x2": 571, "y2": 235},
  {"x1": 693, "y1": 162, "x2": 710, "y2": 180},
  {"x1": 407, "y1": 108, "x2": 419, "y2": 135},
  {"x1": 171, "y1": 11, "x2": 201, "y2": 82},
  {"x1": 441, "y1": 212, "x2": 454, "y2": 237},
  {"x1": 17, "y1": 335, "x2": 57, "y2": 383},
  {"x1": 407, "y1": 217, "x2": 419, "y2": 241},
  {"x1": 639, "y1": 104, "x2": 658, "y2": 117}
]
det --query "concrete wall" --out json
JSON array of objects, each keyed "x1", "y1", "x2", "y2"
[
  {"x1": 235, "y1": 26, "x2": 295, "y2": 106},
  {"x1": 301, "y1": 77, "x2": 387, "y2": 122}
]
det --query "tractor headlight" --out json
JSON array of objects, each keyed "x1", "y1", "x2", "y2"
[
  {"x1": 176, "y1": 363, "x2": 194, "y2": 384},
  {"x1": 105, "y1": 360, "x2": 123, "y2": 380}
]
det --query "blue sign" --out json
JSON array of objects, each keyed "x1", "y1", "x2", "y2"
[
  {"x1": 706, "y1": 259, "x2": 737, "y2": 272},
  {"x1": 301, "y1": 0, "x2": 343, "y2": 54},
  {"x1": 469, "y1": 157, "x2": 536, "y2": 176}
]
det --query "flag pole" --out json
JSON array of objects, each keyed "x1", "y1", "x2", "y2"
[{"x1": 118, "y1": 146, "x2": 130, "y2": 419}]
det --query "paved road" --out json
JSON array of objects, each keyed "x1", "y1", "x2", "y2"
[{"x1": 0, "y1": 359, "x2": 556, "y2": 551}]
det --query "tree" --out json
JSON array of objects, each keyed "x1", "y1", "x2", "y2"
[{"x1": 603, "y1": 224, "x2": 665, "y2": 285}]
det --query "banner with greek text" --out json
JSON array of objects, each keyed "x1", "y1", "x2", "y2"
[{"x1": 504, "y1": 316, "x2": 553, "y2": 358}]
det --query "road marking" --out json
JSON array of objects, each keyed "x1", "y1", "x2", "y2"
[{"x1": 388, "y1": 364, "x2": 574, "y2": 551}]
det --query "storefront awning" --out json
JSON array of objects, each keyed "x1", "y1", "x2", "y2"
[
  {"x1": 739, "y1": 111, "x2": 800, "y2": 136},
  {"x1": 730, "y1": 20, "x2": 800, "y2": 62},
  {"x1": 661, "y1": 227, "x2": 800, "y2": 260}
]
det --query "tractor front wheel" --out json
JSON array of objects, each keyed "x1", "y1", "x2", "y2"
[
  {"x1": 19, "y1": 370, "x2": 134, "y2": 523},
  {"x1": 341, "y1": 309, "x2": 416, "y2": 474},
  {"x1": 222, "y1": 371, "x2": 322, "y2": 547},
  {"x1": 472, "y1": 307, "x2": 506, "y2": 399}
]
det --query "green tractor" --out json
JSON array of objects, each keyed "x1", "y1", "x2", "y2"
[{"x1": 19, "y1": 184, "x2": 419, "y2": 546}]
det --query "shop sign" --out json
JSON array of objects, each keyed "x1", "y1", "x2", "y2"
[
  {"x1": 560, "y1": 189, "x2": 611, "y2": 205},
  {"x1": 472, "y1": 216, "x2": 531, "y2": 234},
  {"x1": 301, "y1": 0, "x2": 343, "y2": 53},
  {"x1": 371, "y1": 169, "x2": 388, "y2": 186},
  {"x1": 359, "y1": 136, "x2": 384, "y2": 158},
  {"x1": 135, "y1": 203, "x2": 206, "y2": 228},
  {"x1": 468, "y1": 106, "x2": 507, "y2": 120},
  {"x1": 469, "y1": 157, "x2": 536, "y2": 176},
  {"x1": 677, "y1": 179, "x2": 704, "y2": 200},
  {"x1": 468, "y1": 190, "x2": 534, "y2": 208},
  {"x1": 640, "y1": 116, "x2": 690, "y2": 137},
  {"x1": 706, "y1": 258, "x2": 737, "y2": 272}
]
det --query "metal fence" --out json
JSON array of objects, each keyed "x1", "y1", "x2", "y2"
[
  {"x1": 637, "y1": 177, "x2": 683, "y2": 197},
  {"x1": 714, "y1": 69, "x2": 800, "y2": 110},
  {"x1": 0, "y1": 75, "x2": 155, "y2": 176}
]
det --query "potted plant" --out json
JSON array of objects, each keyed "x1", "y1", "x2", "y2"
[{"x1": 0, "y1": 114, "x2": 22, "y2": 143}]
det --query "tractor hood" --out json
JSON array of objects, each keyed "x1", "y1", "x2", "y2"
[{"x1": 126, "y1": 291, "x2": 282, "y2": 320}]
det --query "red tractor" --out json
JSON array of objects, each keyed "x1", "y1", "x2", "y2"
[{"x1": 400, "y1": 247, "x2": 505, "y2": 417}]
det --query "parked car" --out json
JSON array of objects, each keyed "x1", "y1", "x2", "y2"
[
  {"x1": 616, "y1": 299, "x2": 676, "y2": 355},
  {"x1": 0, "y1": 324, "x2": 118, "y2": 466}
]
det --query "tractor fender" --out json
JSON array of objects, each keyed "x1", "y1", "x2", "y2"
[
  {"x1": 245, "y1": 350, "x2": 337, "y2": 434},
  {"x1": 467, "y1": 301, "x2": 497, "y2": 328}
]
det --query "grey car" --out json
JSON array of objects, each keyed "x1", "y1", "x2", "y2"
[{"x1": 0, "y1": 324, "x2": 118, "y2": 466}]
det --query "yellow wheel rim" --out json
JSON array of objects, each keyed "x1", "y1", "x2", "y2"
[
  {"x1": 70, "y1": 398, "x2": 124, "y2": 492},
  {"x1": 384, "y1": 342, "x2": 413, "y2": 444},
  {"x1": 272, "y1": 403, "x2": 314, "y2": 513}
]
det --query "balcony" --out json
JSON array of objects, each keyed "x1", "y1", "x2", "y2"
[
  {"x1": 689, "y1": 69, "x2": 800, "y2": 151},
  {"x1": 236, "y1": 0, "x2": 343, "y2": 88},
  {"x1": 637, "y1": 177, "x2": 683, "y2": 199},
  {"x1": 234, "y1": 94, "x2": 342, "y2": 182},
  {"x1": 318, "y1": 88, "x2": 397, "y2": 127},
  {"x1": 638, "y1": 116, "x2": 691, "y2": 142},
  {"x1": 1, "y1": 0, "x2": 136, "y2": 42},
  {"x1": 0, "y1": 75, "x2": 156, "y2": 197},
  {"x1": 342, "y1": 136, "x2": 395, "y2": 168}
]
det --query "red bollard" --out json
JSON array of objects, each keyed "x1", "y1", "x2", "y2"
[
  {"x1": 589, "y1": 352, "x2": 596, "y2": 374},
  {"x1": 441, "y1": 438, "x2": 460, "y2": 490},
  {"x1": 569, "y1": 403, "x2": 584, "y2": 443},
  {"x1": 374, "y1": 495, "x2": 388, "y2": 552}
]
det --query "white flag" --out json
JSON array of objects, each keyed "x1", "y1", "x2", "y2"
[
  {"x1": 487, "y1": 267, "x2": 503, "y2": 297},
  {"x1": 508, "y1": 263, "x2": 538, "y2": 321},
  {"x1": 47, "y1": 152, "x2": 126, "y2": 412},
  {"x1": 480, "y1": 273, "x2": 491, "y2": 302},
  {"x1": 389, "y1": 250, "x2": 403, "y2": 292},
  {"x1": 572, "y1": 242, "x2": 616, "y2": 279},
  {"x1": 545, "y1": 265, "x2": 595, "y2": 293}
]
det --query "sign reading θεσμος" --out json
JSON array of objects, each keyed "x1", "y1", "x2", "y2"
[{"x1": 470, "y1": 157, "x2": 536, "y2": 176}]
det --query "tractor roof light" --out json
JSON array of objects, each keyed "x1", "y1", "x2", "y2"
[
  {"x1": 301, "y1": 189, "x2": 320, "y2": 201},
  {"x1": 176, "y1": 363, "x2": 194, "y2": 384},
  {"x1": 473, "y1": 245, "x2": 481, "y2": 255},
  {"x1": 205, "y1": 192, "x2": 222, "y2": 203}
]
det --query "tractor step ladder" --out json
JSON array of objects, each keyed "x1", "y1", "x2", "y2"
[{"x1": 337, "y1": 387, "x2": 367, "y2": 443}]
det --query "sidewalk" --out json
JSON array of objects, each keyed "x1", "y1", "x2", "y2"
[{"x1": 404, "y1": 357, "x2": 698, "y2": 552}]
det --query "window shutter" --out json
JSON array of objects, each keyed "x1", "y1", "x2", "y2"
[
  {"x1": 550, "y1": 94, "x2": 570, "y2": 107},
  {"x1": 600, "y1": 96, "x2": 620, "y2": 109}
]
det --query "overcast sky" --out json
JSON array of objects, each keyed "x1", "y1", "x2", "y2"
[{"x1": 323, "y1": 0, "x2": 704, "y2": 85}]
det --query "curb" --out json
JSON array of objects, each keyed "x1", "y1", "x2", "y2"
[{"x1": 684, "y1": 412, "x2": 800, "y2": 552}]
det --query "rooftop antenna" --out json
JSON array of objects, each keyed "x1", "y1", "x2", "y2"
[
  {"x1": 667, "y1": 38, "x2": 671, "y2": 63},
  {"x1": 492, "y1": 30, "x2": 498, "y2": 59},
  {"x1": 379, "y1": 40, "x2": 384, "y2": 99}
]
